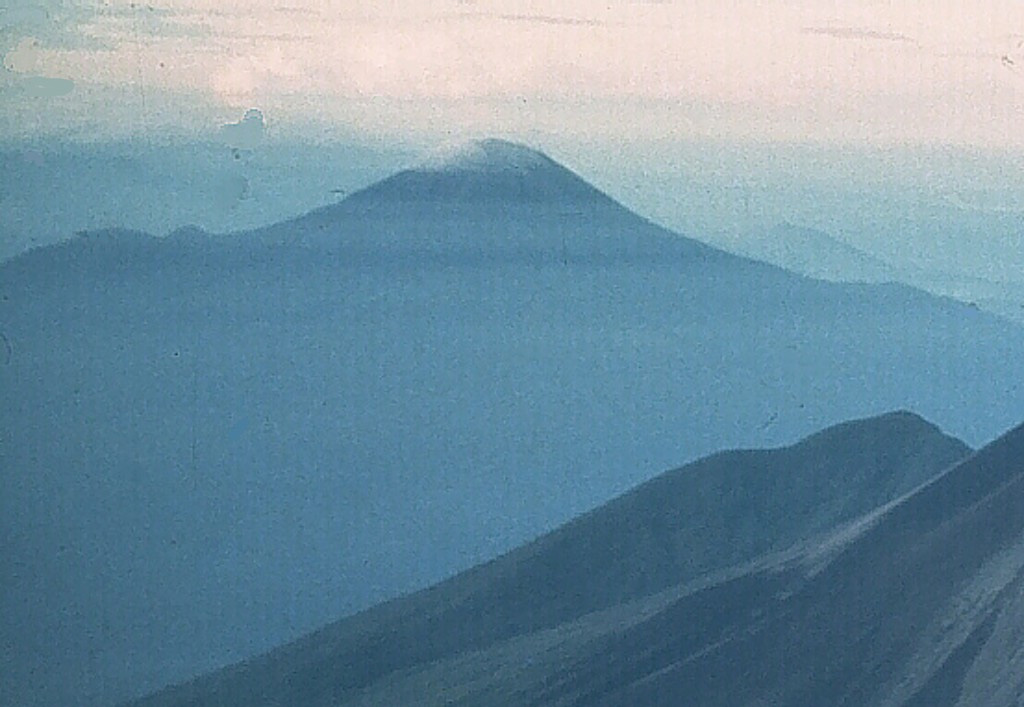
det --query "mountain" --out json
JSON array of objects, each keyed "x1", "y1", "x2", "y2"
[
  {"x1": 4, "y1": 138, "x2": 1024, "y2": 706},
  {"x1": 345, "y1": 138, "x2": 609, "y2": 204},
  {"x1": 901, "y1": 268, "x2": 1024, "y2": 327},
  {"x1": 245, "y1": 138, "x2": 718, "y2": 262},
  {"x1": 502, "y1": 417, "x2": 1024, "y2": 707},
  {"x1": 130, "y1": 411, "x2": 970, "y2": 706},
  {"x1": 974, "y1": 295, "x2": 1024, "y2": 325},
  {"x1": 707, "y1": 222, "x2": 1024, "y2": 325},
  {"x1": 708, "y1": 222, "x2": 899, "y2": 284}
]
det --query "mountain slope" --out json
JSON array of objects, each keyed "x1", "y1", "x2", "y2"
[
  {"x1": 344, "y1": 138, "x2": 612, "y2": 205},
  {"x1": 130, "y1": 411, "x2": 969, "y2": 706},
  {"x1": 524, "y1": 418, "x2": 1024, "y2": 707},
  {"x1": 4, "y1": 139, "x2": 1024, "y2": 706},
  {"x1": 243, "y1": 138, "x2": 720, "y2": 263},
  {"x1": 709, "y1": 222, "x2": 899, "y2": 283},
  {"x1": 350, "y1": 419, "x2": 1024, "y2": 707}
]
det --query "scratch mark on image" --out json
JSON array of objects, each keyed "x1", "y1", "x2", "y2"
[{"x1": 0, "y1": 331, "x2": 11, "y2": 365}]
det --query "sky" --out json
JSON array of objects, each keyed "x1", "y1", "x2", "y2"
[{"x1": 1, "y1": 0, "x2": 1023, "y2": 147}]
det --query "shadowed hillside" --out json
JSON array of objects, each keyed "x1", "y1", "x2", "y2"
[{"x1": 131, "y1": 411, "x2": 968, "y2": 706}]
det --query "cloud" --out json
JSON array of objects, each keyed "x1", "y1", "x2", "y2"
[
  {"x1": 801, "y1": 26, "x2": 916, "y2": 43},
  {"x1": 491, "y1": 14, "x2": 607, "y2": 28},
  {"x1": 3, "y1": 0, "x2": 1024, "y2": 148},
  {"x1": 219, "y1": 108, "x2": 265, "y2": 148}
]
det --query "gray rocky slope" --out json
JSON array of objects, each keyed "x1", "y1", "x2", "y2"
[{"x1": 133, "y1": 411, "x2": 971, "y2": 706}]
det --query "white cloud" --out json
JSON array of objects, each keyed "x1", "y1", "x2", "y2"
[{"x1": 3, "y1": 0, "x2": 1024, "y2": 147}]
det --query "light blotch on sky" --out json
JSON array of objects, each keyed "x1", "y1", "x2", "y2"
[{"x1": 220, "y1": 107, "x2": 265, "y2": 149}]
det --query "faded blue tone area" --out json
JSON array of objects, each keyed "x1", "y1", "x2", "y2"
[
  {"x1": 0, "y1": 138, "x2": 411, "y2": 260},
  {"x1": 567, "y1": 140, "x2": 1024, "y2": 282},
  {"x1": 2, "y1": 141, "x2": 1024, "y2": 705}
]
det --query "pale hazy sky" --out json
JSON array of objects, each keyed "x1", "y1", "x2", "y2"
[{"x1": 2, "y1": 0, "x2": 1023, "y2": 147}]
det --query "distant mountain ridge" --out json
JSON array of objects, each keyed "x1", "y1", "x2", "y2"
[
  {"x1": 129, "y1": 411, "x2": 970, "y2": 706},
  {"x1": 709, "y1": 221, "x2": 899, "y2": 284},
  {"x1": 707, "y1": 222, "x2": 1024, "y2": 324}
]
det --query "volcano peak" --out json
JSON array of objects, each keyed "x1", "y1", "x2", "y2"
[
  {"x1": 337, "y1": 137, "x2": 612, "y2": 207},
  {"x1": 413, "y1": 138, "x2": 555, "y2": 174}
]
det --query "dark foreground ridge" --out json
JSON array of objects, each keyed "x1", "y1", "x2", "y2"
[
  {"x1": 131, "y1": 411, "x2": 971, "y2": 706},
  {"x1": 537, "y1": 418, "x2": 1024, "y2": 707}
]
